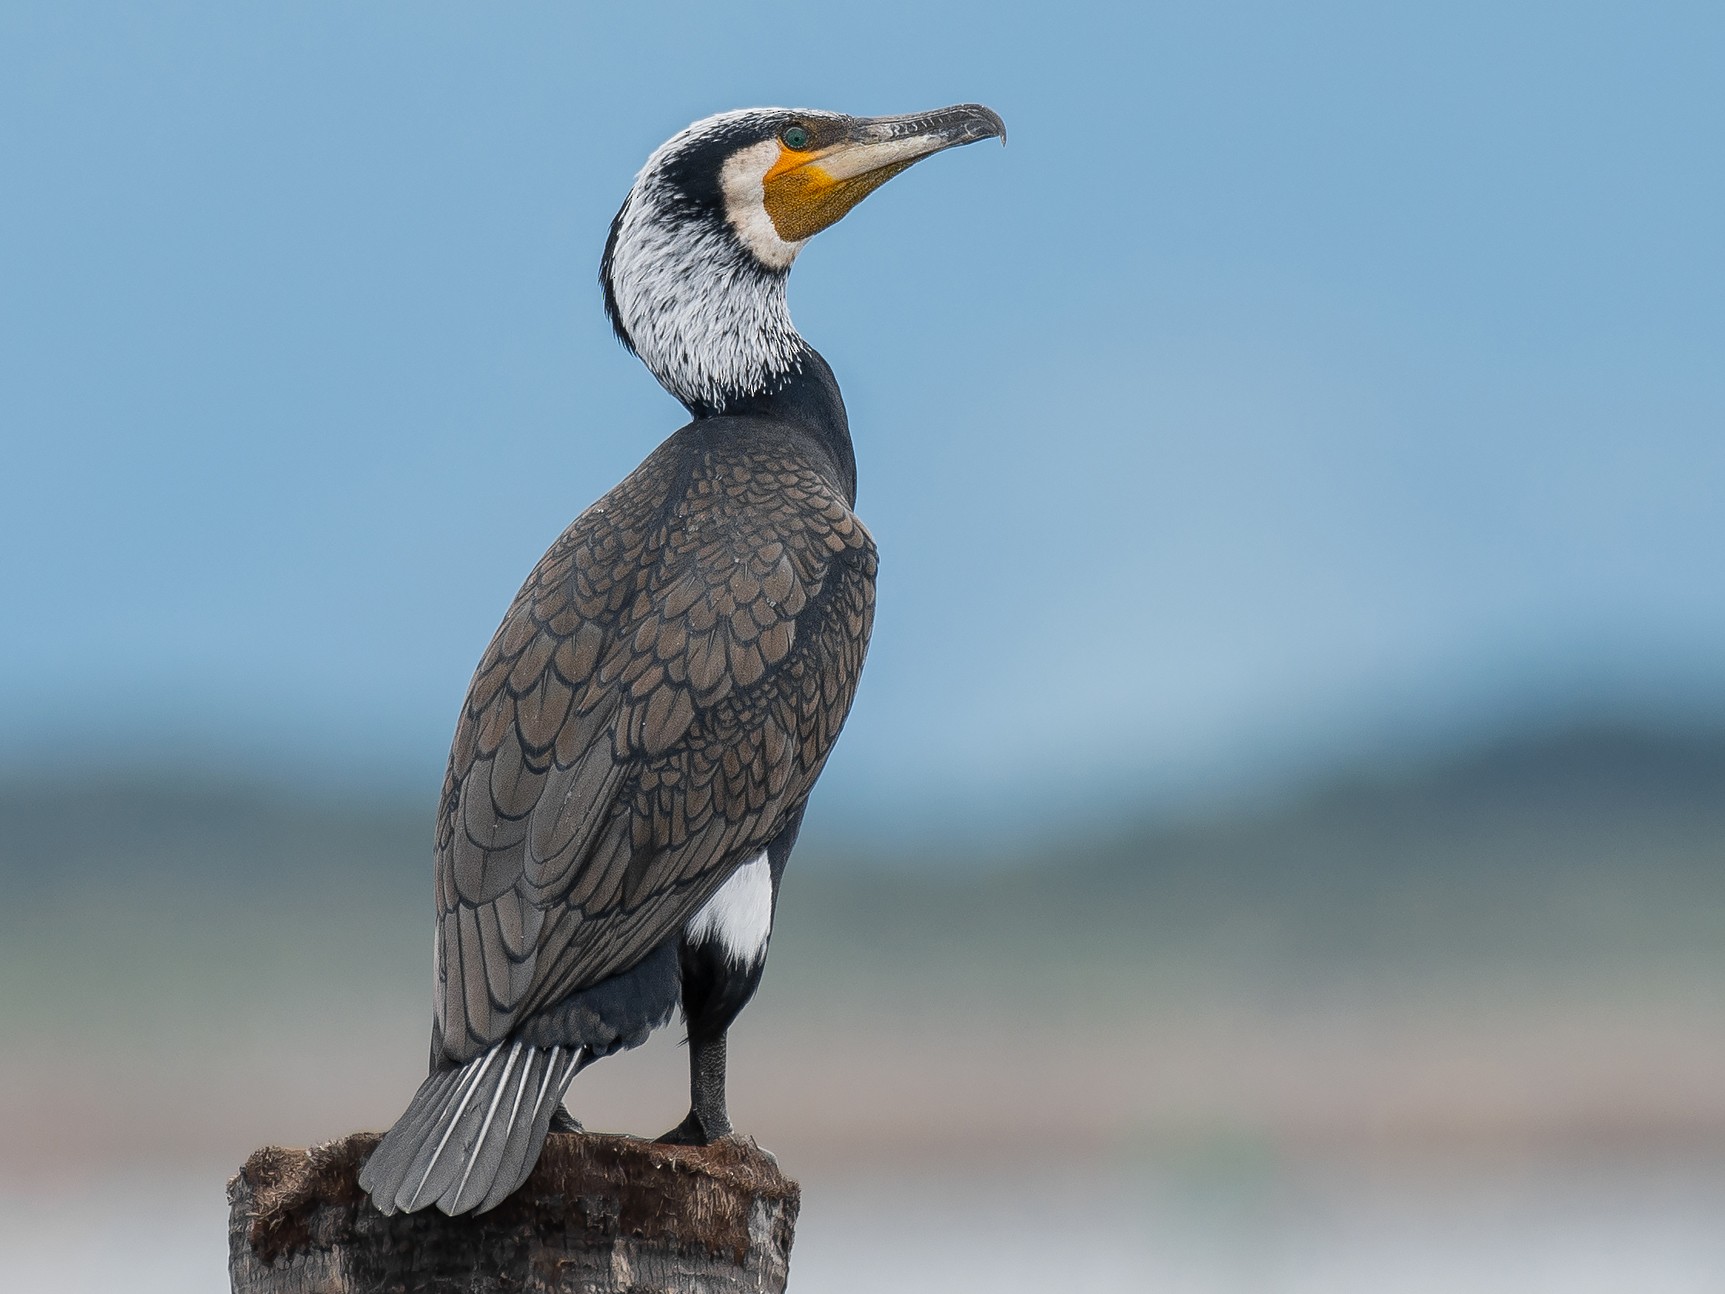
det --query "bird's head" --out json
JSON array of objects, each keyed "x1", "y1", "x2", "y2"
[{"x1": 602, "y1": 104, "x2": 1005, "y2": 415}]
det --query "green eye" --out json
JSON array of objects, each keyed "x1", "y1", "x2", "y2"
[{"x1": 781, "y1": 125, "x2": 810, "y2": 150}]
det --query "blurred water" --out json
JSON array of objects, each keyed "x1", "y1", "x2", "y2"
[
  {"x1": 6, "y1": 1154, "x2": 1722, "y2": 1293},
  {"x1": 798, "y1": 1156, "x2": 1725, "y2": 1293},
  {"x1": 0, "y1": 1169, "x2": 224, "y2": 1294}
]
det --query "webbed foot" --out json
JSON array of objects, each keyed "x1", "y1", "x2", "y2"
[{"x1": 655, "y1": 1109, "x2": 732, "y2": 1146}]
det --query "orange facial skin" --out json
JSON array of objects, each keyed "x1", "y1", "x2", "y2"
[{"x1": 762, "y1": 141, "x2": 915, "y2": 243}]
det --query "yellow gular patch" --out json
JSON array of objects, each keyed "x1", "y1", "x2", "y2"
[{"x1": 762, "y1": 142, "x2": 915, "y2": 243}]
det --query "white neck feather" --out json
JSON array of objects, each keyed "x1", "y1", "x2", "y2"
[{"x1": 607, "y1": 137, "x2": 808, "y2": 413}]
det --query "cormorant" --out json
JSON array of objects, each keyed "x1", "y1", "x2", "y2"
[{"x1": 359, "y1": 103, "x2": 1005, "y2": 1216}]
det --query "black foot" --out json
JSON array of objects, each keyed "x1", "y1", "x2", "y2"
[
  {"x1": 656, "y1": 1109, "x2": 732, "y2": 1146},
  {"x1": 548, "y1": 1105, "x2": 583, "y2": 1134}
]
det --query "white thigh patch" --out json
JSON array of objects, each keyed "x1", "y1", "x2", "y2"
[{"x1": 685, "y1": 852, "x2": 773, "y2": 966}]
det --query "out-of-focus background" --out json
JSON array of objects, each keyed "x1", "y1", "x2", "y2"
[{"x1": 4, "y1": 3, "x2": 1723, "y2": 1290}]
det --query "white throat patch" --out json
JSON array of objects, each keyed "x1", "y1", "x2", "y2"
[
  {"x1": 685, "y1": 852, "x2": 774, "y2": 966},
  {"x1": 720, "y1": 140, "x2": 806, "y2": 271}
]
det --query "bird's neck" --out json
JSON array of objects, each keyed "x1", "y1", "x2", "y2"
[
  {"x1": 603, "y1": 209, "x2": 856, "y2": 500},
  {"x1": 720, "y1": 346, "x2": 857, "y2": 505},
  {"x1": 605, "y1": 213, "x2": 808, "y2": 417}
]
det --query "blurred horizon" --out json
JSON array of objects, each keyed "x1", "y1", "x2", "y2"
[
  {"x1": 4, "y1": 706, "x2": 1723, "y2": 856},
  {"x1": 5, "y1": 715, "x2": 1725, "y2": 1288},
  {"x1": 8, "y1": 715, "x2": 1725, "y2": 1158}
]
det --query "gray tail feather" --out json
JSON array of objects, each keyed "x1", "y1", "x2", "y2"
[{"x1": 358, "y1": 1041, "x2": 589, "y2": 1216}]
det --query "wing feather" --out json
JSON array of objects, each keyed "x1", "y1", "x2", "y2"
[{"x1": 431, "y1": 428, "x2": 875, "y2": 1062}]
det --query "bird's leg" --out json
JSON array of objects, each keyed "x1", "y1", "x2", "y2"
[
  {"x1": 658, "y1": 1029, "x2": 732, "y2": 1144},
  {"x1": 548, "y1": 1105, "x2": 583, "y2": 1134},
  {"x1": 662, "y1": 820, "x2": 796, "y2": 1146}
]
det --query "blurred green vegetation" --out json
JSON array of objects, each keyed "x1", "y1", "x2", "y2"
[{"x1": 4, "y1": 722, "x2": 1722, "y2": 1044}]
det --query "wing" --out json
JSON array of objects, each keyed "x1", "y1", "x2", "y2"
[{"x1": 432, "y1": 434, "x2": 875, "y2": 1062}]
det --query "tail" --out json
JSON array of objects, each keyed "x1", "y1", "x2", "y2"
[{"x1": 358, "y1": 1041, "x2": 589, "y2": 1216}]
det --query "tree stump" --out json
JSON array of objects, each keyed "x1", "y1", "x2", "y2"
[{"x1": 227, "y1": 1131, "x2": 799, "y2": 1294}]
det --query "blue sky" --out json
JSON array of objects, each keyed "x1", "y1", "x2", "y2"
[{"x1": 3, "y1": 2, "x2": 1722, "y2": 827}]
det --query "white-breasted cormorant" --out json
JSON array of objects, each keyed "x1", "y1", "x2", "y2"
[{"x1": 359, "y1": 103, "x2": 1005, "y2": 1216}]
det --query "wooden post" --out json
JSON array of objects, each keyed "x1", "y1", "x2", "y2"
[{"x1": 227, "y1": 1131, "x2": 799, "y2": 1294}]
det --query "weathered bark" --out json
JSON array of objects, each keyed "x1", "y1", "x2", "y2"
[{"x1": 227, "y1": 1131, "x2": 799, "y2": 1294}]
